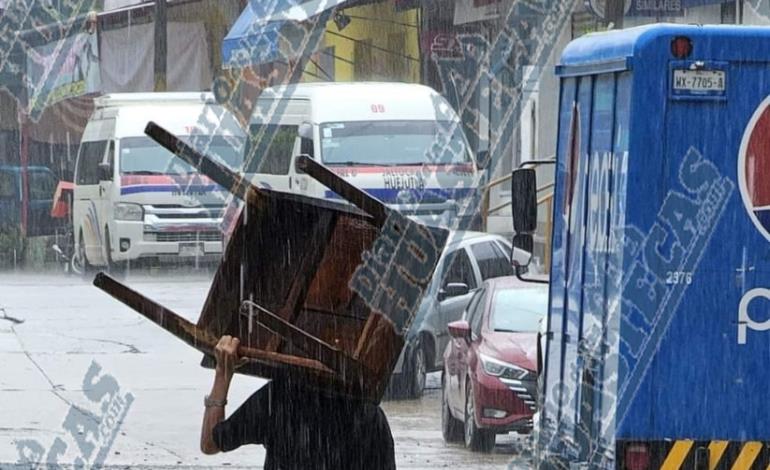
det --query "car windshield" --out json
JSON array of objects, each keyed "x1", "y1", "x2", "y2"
[
  {"x1": 491, "y1": 287, "x2": 548, "y2": 332},
  {"x1": 120, "y1": 136, "x2": 244, "y2": 175},
  {"x1": 320, "y1": 120, "x2": 471, "y2": 166}
]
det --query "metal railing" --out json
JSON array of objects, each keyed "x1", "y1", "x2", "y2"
[
  {"x1": 479, "y1": 159, "x2": 555, "y2": 272},
  {"x1": 480, "y1": 158, "x2": 555, "y2": 222}
]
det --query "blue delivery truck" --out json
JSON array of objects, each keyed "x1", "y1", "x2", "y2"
[{"x1": 511, "y1": 24, "x2": 770, "y2": 470}]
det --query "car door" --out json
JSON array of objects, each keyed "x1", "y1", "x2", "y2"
[
  {"x1": 451, "y1": 287, "x2": 487, "y2": 416},
  {"x1": 447, "y1": 288, "x2": 480, "y2": 409},
  {"x1": 435, "y1": 247, "x2": 478, "y2": 365}
]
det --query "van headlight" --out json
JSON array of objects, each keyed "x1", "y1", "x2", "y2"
[
  {"x1": 114, "y1": 203, "x2": 144, "y2": 221},
  {"x1": 480, "y1": 353, "x2": 529, "y2": 379}
]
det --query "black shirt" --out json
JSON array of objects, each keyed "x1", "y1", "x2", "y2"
[{"x1": 212, "y1": 380, "x2": 396, "y2": 470}]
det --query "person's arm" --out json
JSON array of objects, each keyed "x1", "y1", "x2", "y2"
[{"x1": 200, "y1": 335, "x2": 241, "y2": 455}]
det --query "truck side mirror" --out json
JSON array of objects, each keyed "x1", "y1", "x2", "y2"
[
  {"x1": 298, "y1": 123, "x2": 315, "y2": 159},
  {"x1": 511, "y1": 168, "x2": 538, "y2": 234},
  {"x1": 300, "y1": 138, "x2": 314, "y2": 159},
  {"x1": 512, "y1": 234, "x2": 534, "y2": 256},
  {"x1": 298, "y1": 122, "x2": 313, "y2": 139},
  {"x1": 97, "y1": 163, "x2": 112, "y2": 181}
]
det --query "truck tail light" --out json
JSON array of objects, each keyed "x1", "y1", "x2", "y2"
[
  {"x1": 624, "y1": 444, "x2": 650, "y2": 470},
  {"x1": 671, "y1": 36, "x2": 692, "y2": 58}
]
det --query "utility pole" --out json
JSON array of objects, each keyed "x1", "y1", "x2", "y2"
[
  {"x1": 154, "y1": 0, "x2": 167, "y2": 91},
  {"x1": 605, "y1": 0, "x2": 625, "y2": 29}
]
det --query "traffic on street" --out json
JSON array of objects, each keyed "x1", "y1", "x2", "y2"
[{"x1": 3, "y1": 0, "x2": 770, "y2": 469}]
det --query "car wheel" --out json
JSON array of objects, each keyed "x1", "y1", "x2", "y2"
[
  {"x1": 407, "y1": 342, "x2": 427, "y2": 398},
  {"x1": 441, "y1": 374, "x2": 463, "y2": 443},
  {"x1": 464, "y1": 380, "x2": 495, "y2": 452}
]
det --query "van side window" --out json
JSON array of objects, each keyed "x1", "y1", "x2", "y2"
[
  {"x1": 244, "y1": 124, "x2": 297, "y2": 175},
  {"x1": 471, "y1": 241, "x2": 513, "y2": 281},
  {"x1": 106, "y1": 141, "x2": 115, "y2": 176},
  {"x1": 441, "y1": 249, "x2": 477, "y2": 290},
  {"x1": 76, "y1": 141, "x2": 107, "y2": 185}
]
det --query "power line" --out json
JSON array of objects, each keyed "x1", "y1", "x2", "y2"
[
  {"x1": 308, "y1": 57, "x2": 334, "y2": 80},
  {"x1": 342, "y1": 14, "x2": 419, "y2": 29},
  {"x1": 325, "y1": 30, "x2": 421, "y2": 63}
]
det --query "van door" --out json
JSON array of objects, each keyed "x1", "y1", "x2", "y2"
[
  {"x1": 437, "y1": 248, "x2": 478, "y2": 361},
  {"x1": 74, "y1": 119, "x2": 114, "y2": 265},
  {"x1": 245, "y1": 98, "x2": 308, "y2": 194},
  {"x1": 98, "y1": 141, "x2": 116, "y2": 261}
]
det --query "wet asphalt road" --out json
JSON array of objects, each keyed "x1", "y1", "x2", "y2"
[{"x1": 0, "y1": 270, "x2": 531, "y2": 469}]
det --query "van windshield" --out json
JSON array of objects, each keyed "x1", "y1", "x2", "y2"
[
  {"x1": 120, "y1": 136, "x2": 244, "y2": 175},
  {"x1": 320, "y1": 120, "x2": 472, "y2": 166}
]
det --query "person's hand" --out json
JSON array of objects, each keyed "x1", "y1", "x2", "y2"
[{"x1": 214, "y1": 335, "x2": 246, "y2": 378}]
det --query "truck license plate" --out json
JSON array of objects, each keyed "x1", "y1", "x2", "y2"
[
  {"x1": 179, "y1": 242, "x2": 204, "y2": 257},
  {"x1": 673, "y1": 69, "x2": 725, "y2": 92}
]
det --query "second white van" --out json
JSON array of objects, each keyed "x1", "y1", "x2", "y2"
[{"x1": 241, "y1": 82, "x2": 484, "y2": 228}]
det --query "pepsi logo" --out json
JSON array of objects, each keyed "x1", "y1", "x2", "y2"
[{"x1": 738, "y1": 96, "x2": 770, "y2": 241}]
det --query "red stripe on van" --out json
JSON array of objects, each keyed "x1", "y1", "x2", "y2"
[
  {"x1": 330, "y1": 163, "x2": 474, "y2": 175},
  {"x1": 121, "y1": 174, "x2": 214, "y2": 186}
]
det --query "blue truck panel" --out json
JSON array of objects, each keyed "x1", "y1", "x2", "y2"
[{"x1": 538, "y1": 24, "x2": 770, "y2": 469}]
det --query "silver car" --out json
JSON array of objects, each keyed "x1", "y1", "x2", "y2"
[{"x1": 388, "y1": 231, "x2": 532, "y2": 398}]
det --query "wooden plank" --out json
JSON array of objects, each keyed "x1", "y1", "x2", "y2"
[
  {"x1": 262, "y1": 208, "x2": 336, "y2": 353},
  {"x1": 295, "y1": 155, "x2": 388, "y2": 227},
  {"x1": 354, "y1": 312, "x2": 404, "y2": 398},
  {"x1": 93, "y1": 273, "x2": 331, "y2": 373},
  {"x1": 241, "y1": 300, "x2": 363, "y2": 377}
]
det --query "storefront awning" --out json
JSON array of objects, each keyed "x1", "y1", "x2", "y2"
[{"x1": 222, "y1": 0, "x2": 350, "y2": 69}]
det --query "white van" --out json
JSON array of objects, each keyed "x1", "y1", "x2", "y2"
[
  {"x1": 73, "y1": 92, "x2": 244, "y2": 268},
  {"x1": 242, "y1": 82, "x2": 483, "y2": 228}
]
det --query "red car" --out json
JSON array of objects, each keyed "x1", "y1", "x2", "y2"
[{"x1": 441, "y1": 276, "x2": 547, "y2": 452}]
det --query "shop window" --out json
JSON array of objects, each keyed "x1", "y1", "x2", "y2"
[
  {"x1": 0, "y1": 170, "x2": 16, "y2": 198},
  {"x1": 388, "y1": 33, "x2": 407, "y2": 80},
  {"x1": 354, "y1": 39, "x2": 374, "y2": 80},
  {"x1": 29, "y1": 170, "x2": 57, "y2": 200}
]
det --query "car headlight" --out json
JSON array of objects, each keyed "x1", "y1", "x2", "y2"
[
  {"x1": 479, "y1": 353, "x2": 529, "y2": 379},
  {"x1": 114, "y1": 203, "x2": 144, "y2": 221}
]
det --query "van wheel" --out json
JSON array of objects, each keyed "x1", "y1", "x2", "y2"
[
  {"x1": 104, "y1": 226, "x2": 114, "y2": 272},
  {"x1": 464, "y1": 381, "x2": 495, "y2": 452},
  {"x1": 73, "y1": 231, "x2": 91, "y2": 276},
  {"x1": 104, "y1": 227, "x2": 127, "y2": 277}
]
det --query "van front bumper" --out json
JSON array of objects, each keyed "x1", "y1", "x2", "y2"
[{"x1": 110, "y1": 219, "x2": 224, "y2": 262}]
